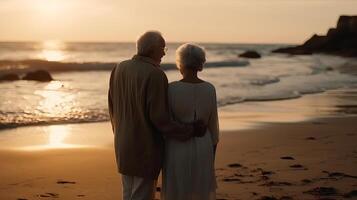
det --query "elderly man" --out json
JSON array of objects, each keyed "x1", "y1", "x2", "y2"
[{"x1": 108, "y1": 31, "x2": 205, "y2": 200}]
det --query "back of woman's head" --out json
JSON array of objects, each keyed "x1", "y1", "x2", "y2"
[{"x1": 176, "y1": 43, "x2": 206, "y2": 71}]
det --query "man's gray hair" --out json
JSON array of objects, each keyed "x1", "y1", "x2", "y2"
[
  {"x1": 136, "y1": 31, "x2": 164, "y2": 56},
  {"x1": 176, "y1": 43, "x2": 206, "y2": 71}
]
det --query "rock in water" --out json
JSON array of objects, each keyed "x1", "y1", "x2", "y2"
[
  {"x1": 239, "y1": 51, "x2": 261, "y2": 59},
  {"x1": 0, "y1": 73, "x2": 20, "y2": 81},
  {"x1": 22, "y1": 70, "x2": 53, "y2": 82},
  {"x1": 272, "y1": 15, "x2": 357, "y2": 57}
]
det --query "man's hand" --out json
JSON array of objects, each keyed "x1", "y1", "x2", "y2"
[
  {"x1": 171, "y1": 120, "x2": 206, "y2": 142},
  {"x1": 193, "y1": 120, "x2": 207, "y2": 137}
]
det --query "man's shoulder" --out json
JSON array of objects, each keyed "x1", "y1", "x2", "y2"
[
  {"x1": 118, "y1": 58, "x2": 159, "y2": 71},
  {"x1": 117, "y1": 59, "x2": 135, "y2": 67},
  {"x1": 148, "y1": 67, "x2": 167, "y2": 83},
  {"x1": 116, "y1": 58, "x2": 167, "y2": 80}
]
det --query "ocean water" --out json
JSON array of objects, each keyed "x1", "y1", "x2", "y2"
[{"x1": 0, "y1": 41, "x2": 357, "y2": 129}]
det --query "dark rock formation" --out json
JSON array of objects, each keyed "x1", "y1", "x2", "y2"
[
  {"x1": 22, "y1": 70, "x2": 53, "y2": 82},
  {"x1": 0, "y1": 73, "x2": 20, "y2": 81},
  {"x1": 239, "y1": 51, "x2": 261, "y2": 59},
  {"x1": 273, "y1": 15, "x2": 357, "y2": 57}
]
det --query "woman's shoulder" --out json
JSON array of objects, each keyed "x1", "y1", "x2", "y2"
[
  {"x1": 168, "y1": 81, "x2": 180, "y2": 88},
  {"x1": 198, "y1": 81, "x2": 216, "y2": 94},
  {"x1": 202, "y1": 81, "x2": 216, "y2": 89},
  {"x1": 169, "y1": 80, "x2": 215, "y2": 89}
]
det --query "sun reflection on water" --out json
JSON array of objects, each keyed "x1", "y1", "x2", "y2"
[
  {"x1": 34, "y1": 81, "x2": 75, "y2": 117},
  {"x1": 38, "y1": 40, "x2": 66, "y2": 61}
]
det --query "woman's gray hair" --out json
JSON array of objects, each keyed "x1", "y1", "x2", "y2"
[
  {"x1": 136, "y1": 31, "x2": 164, "y2": 56},
  {"x1": 176, "y1": 43, "x2": 206, "y2": 71}
]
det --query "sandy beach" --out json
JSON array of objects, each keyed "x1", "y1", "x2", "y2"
[{"x1": 1, "y1": 88, "x2": 357, "y2": 200}]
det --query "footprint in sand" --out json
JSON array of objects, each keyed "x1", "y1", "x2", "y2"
[
  {"x1": 251, "y1": 168, "x2": 275, "y2": 176},
  {"x1": 260, "y1": 181, "x2": 293, "y2": 187},
  {"x1": 343, "y1": 190, "x2": 357, "y2": 198},
  {"x1": 222, "y1": 177, "x2": 241, "y2": 182},
  {"x1": 227, "y1": 163, "x2": 243, "y2": 168},
  {"x1": 37, "y1": 192, "x2": 59, "y2": 198},
  {"x1": 305, "y1": 137, "x2": 316, "y2": 140},
  {"x1": 290, "y1": 164, "x2": 308, "y2": 170},
  {"x1": 280, "y1": 156, "x2": 295, "y2": 160},
  {"x1": 303, "y1": 186, "x2": 339, "y2": 196},
  {"x1": 258, "y1": 195, "x2": 293, "y2": 200},
  {"x1": 301, "y1": 179, "x2": 312, "y2": 185},
  {"x1": 322, "y1": 170, "x2": 357, "y2": 179},
  {"x1": 56, "y1": 180, "x2": 76, "y2": 184}
]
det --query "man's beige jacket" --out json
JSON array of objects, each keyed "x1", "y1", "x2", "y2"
[{"x1": 108, "y1": 55, "x2": 189, "y2": 179}]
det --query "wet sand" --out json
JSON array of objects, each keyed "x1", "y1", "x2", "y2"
[{"x1": 0, "y1": 88, "x2": 357, "y2": 200}]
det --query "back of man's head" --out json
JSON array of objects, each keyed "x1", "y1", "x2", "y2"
[{"x1": 136, "y1": 31, "x2": 164, "y2": 56}]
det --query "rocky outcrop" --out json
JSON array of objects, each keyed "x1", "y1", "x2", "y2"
[
  {"x1": 0, "y1": 73, "x2": 20, "y2": 82},
  {"x1": 239, "y1": 51, "x2": 261, "y2": 59},
  {"x1": 273, "y1": 15, "x2": 357, "y2": 57},
  {"x1": 22, "y1": 70, "x2": 53, "y2": 82}
]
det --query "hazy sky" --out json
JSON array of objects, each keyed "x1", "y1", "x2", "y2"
[{"x1": 0, "y1": 0, "x2": 356, "y2": 43}]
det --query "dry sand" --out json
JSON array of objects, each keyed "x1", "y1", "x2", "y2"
[{"x1": 0, "y1": 116, "x2": 356, "y2": 200}]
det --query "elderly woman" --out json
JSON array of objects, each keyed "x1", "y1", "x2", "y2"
[{"x1": 162, "y1": 43, "x2": 219, "y2": 200}]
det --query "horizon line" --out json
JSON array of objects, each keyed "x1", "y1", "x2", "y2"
[{"x1": 0, "y1": 40, "x2": 297, "y2": 46}]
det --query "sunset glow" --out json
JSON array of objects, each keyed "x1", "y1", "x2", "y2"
[
  {"x1": 38, "y1": 41, "x2": 66, "y2": 61},
  {"x1": 0, "y1": 0, "x2": 356, "y2": 43},
  {"x1": 32, "y1": 0, "x2": 67, "y2": 15}
]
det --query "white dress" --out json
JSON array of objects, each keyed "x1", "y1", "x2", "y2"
[{"x1": 162, "y1": 81, "x2": 219, "y2": 200}]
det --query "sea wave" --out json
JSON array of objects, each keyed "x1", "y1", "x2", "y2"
[
  {"x1": 0, "y1": 91, "x2": 311, "y2": 130},
  {"x1": 0, "y1": 110, "x2": 109, "y2": 130},
  {"x1": 0, "y1": 59, "x2": 249, "y2": 74}
]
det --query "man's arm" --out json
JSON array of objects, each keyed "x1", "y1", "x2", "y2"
[{"x1": 146, "y1": 70, "x2": 193, "y2": 141}]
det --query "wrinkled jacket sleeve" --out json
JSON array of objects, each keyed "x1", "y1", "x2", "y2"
[
  {"x1": 146, "y1": 70, "x2": 192, "y2": 139},
  {"x1": 108, "y1": 66, "x2": 116, "y2": 133}
]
